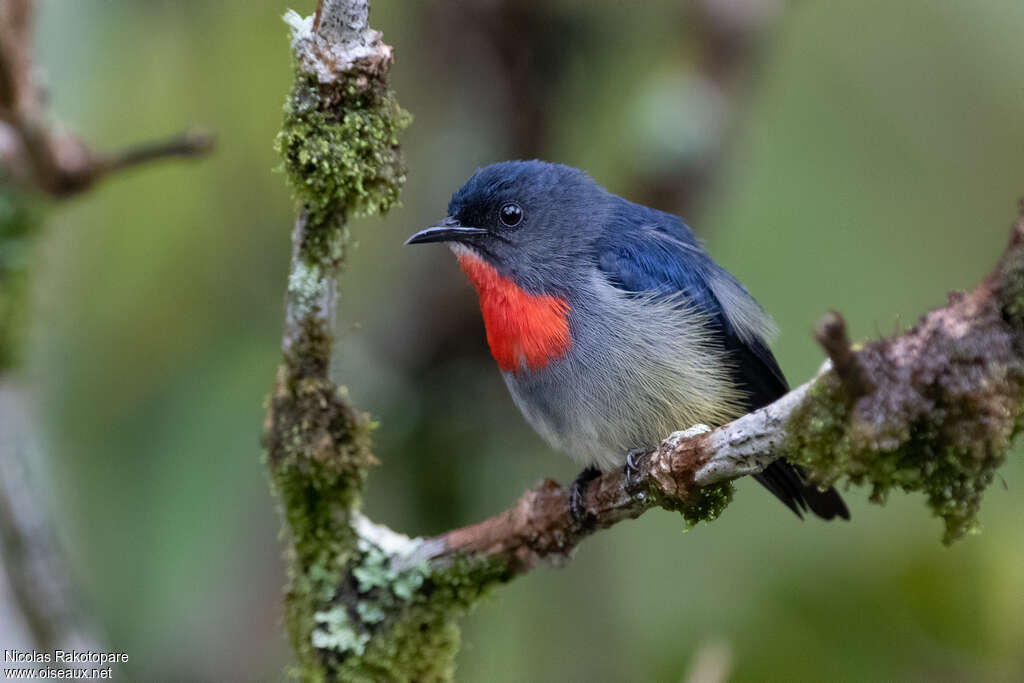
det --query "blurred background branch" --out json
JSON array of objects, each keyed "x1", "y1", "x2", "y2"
[
  {"x1": 0, "y1": 0, "x2": 214, "y2": 664},
  {"x1": 0, "y1": 0, "x2": 213, "y2": 197},
  {"x1": 0, "y1": 381, "x2": 101, "y2": 654}
]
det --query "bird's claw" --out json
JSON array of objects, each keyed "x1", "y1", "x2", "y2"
[
  {"x1": 624, "y1": 448, "x2": 645, "y2": 487},
  {"x1": 569, "y1": 466, "x2": 600, "y2": 527}
]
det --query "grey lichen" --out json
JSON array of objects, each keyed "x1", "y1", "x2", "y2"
[
  {"x1": 313, "y1": 606, "x2": 369, "y2": 655},
  {"x1": 284, "y1": 7, "x2": 383, "y2": 82},
  {"x1": 287, "y1": 260, "x2": 326, "y2": 320},
  {"x1": 356, "y1": 600, "x2": 386, "y2": 624},
  {"x1": 314, "y1": 529, "x2": 509, "y2": 682}
]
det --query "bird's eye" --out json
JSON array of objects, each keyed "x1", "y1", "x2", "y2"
[{"x1": 498, "y1": 202, "x2": 523, "y2": 228}]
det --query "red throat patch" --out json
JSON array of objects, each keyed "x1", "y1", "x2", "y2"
[{"x1": 455, "y1": 250, "x2": 572, "y2": 373}]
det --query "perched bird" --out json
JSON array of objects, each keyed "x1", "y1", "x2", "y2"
[{"x1": 406, "y1": 160, "x2": 848, "y2": 523}]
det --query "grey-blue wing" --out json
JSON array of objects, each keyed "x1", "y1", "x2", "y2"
[{"x1": 596, "y1": 208, "x2": 849, "y2": 520}]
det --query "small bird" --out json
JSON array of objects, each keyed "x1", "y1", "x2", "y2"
[{"x1": 407, "y1": 160, "x2": 848, "y2": 523}]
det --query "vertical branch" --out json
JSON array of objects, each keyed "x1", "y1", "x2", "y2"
[
  {"x1": 275, "y1": 0, "x2": 406, "y2": 378},
  {"x1": 263, "y1": 3, "x2": 471, "y2": 680},
  {"x1": 265, "y1": 6, "x2": 517, "y2": 682}
]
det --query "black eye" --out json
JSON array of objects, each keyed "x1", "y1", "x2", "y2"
[{"x1": 498, "y1": 202, "x2": 523, "y2": 228}]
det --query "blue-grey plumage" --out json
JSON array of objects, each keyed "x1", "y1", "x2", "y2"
[
  {"x1": 407, "y1": 160, "x2": 848, "y2": 521},
  {"x1": 503, "y1": 276, "x2": 746, "y2": 471}
]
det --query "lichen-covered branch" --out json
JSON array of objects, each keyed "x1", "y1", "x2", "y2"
[
  {"x1": 263, "y1": 3, "x2": 1024, "y2": 681},
  {"x1": 262, "y1": 1, "x2": 424, "y2": 680}
]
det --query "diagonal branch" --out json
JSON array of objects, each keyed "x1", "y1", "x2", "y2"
[{"x1": 71, "y1": 127, "x2": 215, "y2": 185}]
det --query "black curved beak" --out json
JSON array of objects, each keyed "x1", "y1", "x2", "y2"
[{"x1": 405, "y1": 217, "x2": 489, "y2": 245}]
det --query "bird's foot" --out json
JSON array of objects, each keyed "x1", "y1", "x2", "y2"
[
  {"x1": 624, "y1": 448, "x2": 646, "y2": 487},
  {"x1": 569, "y1": 466, "x2": 601, "y2": 527}
]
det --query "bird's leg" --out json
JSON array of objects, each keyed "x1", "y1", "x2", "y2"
[
  {"x1": 569, "y1": 466, "x2": 601, "y2": 526},
  {"x1": 624, "y1": 448, "x2": 646, "y2": 487}
]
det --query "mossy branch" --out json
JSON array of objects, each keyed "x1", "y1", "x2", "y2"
[{"x1": 263, "y1": 3, "x2": 1024, "y2": 681}]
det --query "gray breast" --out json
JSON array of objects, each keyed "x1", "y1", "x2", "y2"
[{"x1": 502, "y1": 275, "x2": 745, "y2": 471}]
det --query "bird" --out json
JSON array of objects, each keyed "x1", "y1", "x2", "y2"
[{"x1": 406, "y1": 160, "x2": 848, "y2": 524}]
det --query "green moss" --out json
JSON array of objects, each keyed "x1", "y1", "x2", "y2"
[
  {"x1": 785, "y1": 365, "x2": 1021, "y2": 544},
  {"x1": 649, "y1": 479, "x2": 734, "y2": 527},
  {"x1": 341, "y1": 604, "x2": 461, "y2": 683},
  {"x1": 781, "y1": 376, "x2": 854, "y2": 487},
  {"x1": 264, "y1": 359, "x2": 509, "y2": 681},
  {"x1": 276, "y1": 71, "x2": 410, "y2": 269},
  {"x1": 681, "y1": 482, "x2": 734, "y2": 526},
  {"x1": 263, "y1": 365, "x2": 378, "y2": 678}
]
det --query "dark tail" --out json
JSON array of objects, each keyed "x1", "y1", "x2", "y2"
[{"x1": 753, "y1": 460, "x2": 849, "y2": 521}]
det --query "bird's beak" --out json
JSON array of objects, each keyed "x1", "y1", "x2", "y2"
[{"x1": 405, "y1": 217, "x2": 489, "y2": 245}]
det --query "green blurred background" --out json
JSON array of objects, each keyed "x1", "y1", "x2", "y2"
[{"x1": 12, "y1": 0, "x2": 1024, "y2": 680}]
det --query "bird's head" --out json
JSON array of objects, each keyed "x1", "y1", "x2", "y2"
[
  {"x1": 406, "y1": 161, "x2": 608, "y2": 372},
  {"x1": 406, "y1": 160, "x2": 608, "y2": 294}
]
